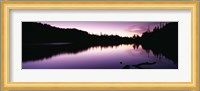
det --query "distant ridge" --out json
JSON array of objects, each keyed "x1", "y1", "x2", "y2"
[{"x1": 22, "y1": 22, "x2": 134, "y2": 45}]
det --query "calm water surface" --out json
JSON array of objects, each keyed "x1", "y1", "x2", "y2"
[{"x1": 22, "y1": 44, "x2": 177, "y2": 69}]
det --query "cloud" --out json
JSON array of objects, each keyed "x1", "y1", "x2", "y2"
[{"x1": 125, "y1": 25, "x2": 148, "y2": 34}]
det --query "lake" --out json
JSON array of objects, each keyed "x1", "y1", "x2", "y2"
[{"x1": 22, "y1": 44, "x2": 178, "y2": 69}]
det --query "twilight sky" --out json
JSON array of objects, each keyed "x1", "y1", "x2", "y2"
[{"x1": 40, "y1": 22, "x2": 169, "y2": 37}]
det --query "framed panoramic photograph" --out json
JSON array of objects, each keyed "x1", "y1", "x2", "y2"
[{"x1": 1, "y1": 1, "x2": 199, "y2": 90}]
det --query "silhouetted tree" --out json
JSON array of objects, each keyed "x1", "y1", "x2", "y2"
[{"x1": 140, "y1": 22, "x2": 178, "y2": 64}]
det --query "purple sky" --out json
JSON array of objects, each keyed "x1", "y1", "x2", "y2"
[{"x1": 40, "y1": 22, "x2": 168, "y2": 37}]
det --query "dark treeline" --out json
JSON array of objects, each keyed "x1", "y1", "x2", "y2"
[
  {"x1": 138, "y1": 22, "x2": 178, "y2": 64},
  {"x1": 22, "y1": 22, "x2": 134, "y2": 46}
]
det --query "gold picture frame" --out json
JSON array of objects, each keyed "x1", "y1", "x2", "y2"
[{"x1": 1, "y1": 1, "x2": 199, "y2": 90}]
